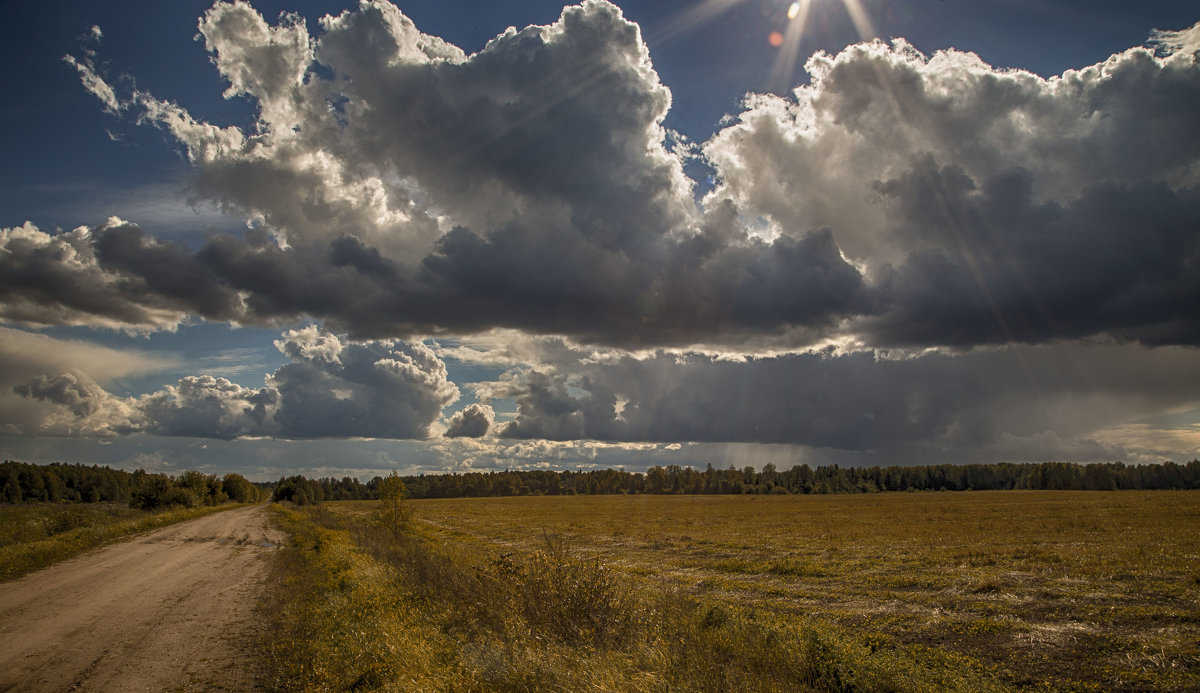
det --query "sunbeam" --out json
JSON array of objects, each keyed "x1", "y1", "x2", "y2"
[
  {"x1": 841, "y1": 0, "x2": 877, "y2": 41},
  {"x1": 768, "y1": 0, "x2": 812, "y2": 91},
  {"x1": 643, "y1": 0, "x2": 748, "y2": 47}
]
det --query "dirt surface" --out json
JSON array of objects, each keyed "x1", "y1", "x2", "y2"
[{"x1": 0, "y1": 504, "x2": 283, "y2": 692}]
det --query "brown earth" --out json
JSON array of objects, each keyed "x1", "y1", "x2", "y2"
[{"x1": 0, "y1": 504, "x2": 283, "y2": 692}]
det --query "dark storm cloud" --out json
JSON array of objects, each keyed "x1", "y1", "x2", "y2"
[
  {"x1": 92, "y1": 223, "x2": 245, "y2": 321},
  {"x1": 863, "y1": 162, "x2": 1200, "y2": 347},
  {"x1": 15, "y1": 2, "x2": 1196, "y2": 350},
  {"x1": 500, "y1": 343, "x2": 1200, "y2": 451},
  {"x1": 0, "y1": 221, "x2": 188, "y2": 330}
]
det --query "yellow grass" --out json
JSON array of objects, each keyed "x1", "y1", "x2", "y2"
[
  {"x1": 267, "y1": 491, "x2": 1200, "y2": 691},
  {"x1": 402, "y1": 491, "x2": 1200, "y2": 691}
]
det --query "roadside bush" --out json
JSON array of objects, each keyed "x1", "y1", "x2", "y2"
[{"x1": 48, "y1": 506, "x2": 93, "y2": 534}]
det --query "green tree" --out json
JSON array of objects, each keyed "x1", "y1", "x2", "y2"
[
  {"x1": 1, "y1": 465, "x2": 21, "y2": 503},
  {"x1": 372, "y1": 471, "x2": 411, "y2": 538},
  {"x1": 223, "y1": 473, "x2": 260, "y2": 503}
]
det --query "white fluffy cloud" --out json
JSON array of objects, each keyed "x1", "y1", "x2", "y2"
[
  {"x1": 12, "y1": 326, "x2": 458, "y2": 440},
  {"x1": 705, "y1": 33, "x2": 1200, "y2": 265},
  {"x1": 0, "y1": 327, "x2": 175, "y2": 437},
  {"x1": 444, "y1": 402, "x2": 495, "y2": 438},
  {"x1": 702, "y1": 31, "x2": 1200, "y2": 347}
]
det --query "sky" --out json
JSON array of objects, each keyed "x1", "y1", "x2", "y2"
[{"x1": 1, "y1": 0, "x2": 1198, "y2": 481}]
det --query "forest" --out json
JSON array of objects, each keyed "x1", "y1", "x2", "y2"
[
  {"x1": 5, "y1": 459, "x2": 1198, "y2": 509},
  {"x1": 0, "y1": 460, "x2": 266, "y2": 508},
  {"x1": 267, "y1": 459, "x2": 1200, "y2": 505}
]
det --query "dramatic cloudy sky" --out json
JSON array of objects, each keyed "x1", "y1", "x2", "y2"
[{"x1": 2, "y1": 0, "x2": 1198, "y2": 480}]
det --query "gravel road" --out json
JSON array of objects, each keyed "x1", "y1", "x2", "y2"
[{"x1": 0, "y1": 504, "x2": 283, "y2": 692}]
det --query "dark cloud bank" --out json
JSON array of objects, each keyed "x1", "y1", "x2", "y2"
[{"x1": 3, "y1": 1, "x2": 1199, "y2": 459}]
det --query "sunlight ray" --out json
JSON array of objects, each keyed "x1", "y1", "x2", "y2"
[
  {"x1": 768, "y1": 0, "x2": 812, "y2": 92},
  {"x1": 643, "y1": 0, "x2": 748, "y2": 47},
  {"x1": 841, "y1": 0, "x2": 877, "y2": 42}
]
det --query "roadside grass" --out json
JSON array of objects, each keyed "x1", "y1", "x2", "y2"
[
  {"x1": 267, "y1": 502, "x2": 1010, "y2": 692},
  {"x1": 404, "y1": 491, "x2": 1200, "y2": 692},
  {"x1": 0, "y1": 502, "x2": 250, "y2": 582}
]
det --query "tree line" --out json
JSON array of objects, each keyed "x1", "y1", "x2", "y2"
[
  {"x1": 1, "y1": 460, "x2": 267, "y2": 508},
  {"x1": 6, "y1": 459, "x2": 1196, "y2": 509},
  {"x1": 267, "y1": 460, "x2": 1200, "y2": 505}
]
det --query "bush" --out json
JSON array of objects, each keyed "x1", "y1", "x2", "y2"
[{"x1": 480, "y1": 532, "x2": 648, "y2": 647}]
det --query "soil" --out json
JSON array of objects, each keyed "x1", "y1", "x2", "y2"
[{"x1": 0, "y1": 504, "x2": 283, "y2": 692}]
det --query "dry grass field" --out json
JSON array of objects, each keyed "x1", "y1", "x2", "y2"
[{"x1": 272, "y1": 491, "x2": 1200, "y2": 691}]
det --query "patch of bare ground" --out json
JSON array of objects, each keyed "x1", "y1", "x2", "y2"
[{"x1": 0, "y1": 504, "x2": 282, "y2": 692}]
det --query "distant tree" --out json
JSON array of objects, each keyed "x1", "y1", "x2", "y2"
[
  {"x1": 373, "y1": 471, "x2": 410, "y2": 537},
  {"x1": 1, "y1": 465, "x2": 21, "y2": 503},
  {"x1": 131, "y1": 475, "x2": 173, "y2": 510},
  {"x1": 223, "y1": 473, "x2": 261, "y2": 503},
  {"x1": 645, "y1": 466, "x2": 667, "y2": 494}
]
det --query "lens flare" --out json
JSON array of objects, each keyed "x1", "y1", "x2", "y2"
[
  {"x1": 768, "y1": 0, "x2": 811, "y2": 90},
  {"x1": 768, "y1": 31, "x2": 784, "y2": 47}
]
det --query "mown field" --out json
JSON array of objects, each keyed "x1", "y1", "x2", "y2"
[{"x1": 271, "y1": 491, "x2": 1200, "y2": 692}]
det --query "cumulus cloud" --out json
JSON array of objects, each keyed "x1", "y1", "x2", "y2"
[
  {"x1": 139, "y1": 375, "x2": 277, "y2": 439},
  {"x1": 29, "y1": 3, "x2": 1196, "y2": 351},
  {"x1": 13, "y1": 371, "x2": 142, "y2": 437},
  {"x1": 0, "y1": 220, "x2": 199, "y2": 330},
  {"x1": 0, "y1": 327, "x2": 176, "y2": 437},
  {"x1": 705, "y1": 34, "x2": 1200, "y2": 261},
  {"x1": 41, "y1": 0, "x2": 865, "y2": 345},
  {"x1": 703, "y1": 29, "x2": 1200, "y2": 346},
  {"x1": 10, "y1": 326, "x2": 457, "y2": 440},
  {"x1": 268, "y1": 325, "x2": 459, "y2": 438},
  {"x1": 444, "y1": 403, "x2": 495, "y2": 438}
]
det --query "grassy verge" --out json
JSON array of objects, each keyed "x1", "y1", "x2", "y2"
[
  {"x1": 267, "y1": 502, "x2": 1011, "y2": 692},
  {"x1": 0, "y1": 502, "x2": 251, "y2": 582}
]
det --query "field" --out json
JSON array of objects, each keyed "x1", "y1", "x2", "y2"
[{"x1": 271, "y1": 490, "x2": 1200, "y2": 692}]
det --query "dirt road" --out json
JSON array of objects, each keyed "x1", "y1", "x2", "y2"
[{"x1": 0, "y1": 504, "x2": 283, "y2": 692}]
